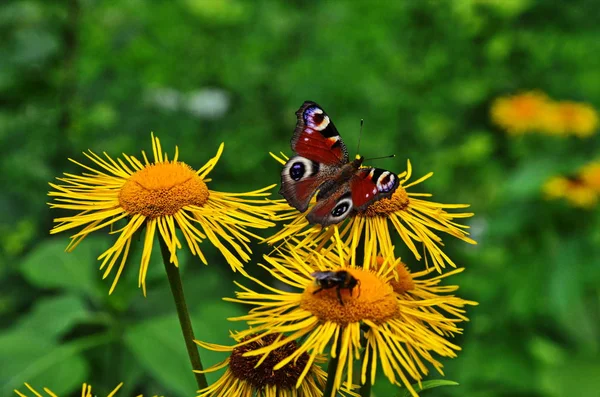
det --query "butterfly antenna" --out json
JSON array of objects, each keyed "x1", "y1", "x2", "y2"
[
  {"x1": 356, "y1": 119, "x2": 364, "y2": 155},
  {"x1": 364, "y1": 154, "x2": 396, "y2": 161}
]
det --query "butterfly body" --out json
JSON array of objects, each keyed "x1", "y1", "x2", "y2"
[
  {"x1": 280, "y1": 101, "x2": 399, "y2": 226},
  {"x1": 315, "y1": 157, "x2": 363, "y2": 199}
]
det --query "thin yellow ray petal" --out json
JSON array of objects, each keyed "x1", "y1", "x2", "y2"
[
  {"x1": 197, "y1": 142, "x2": 224, "y2": 179},
  {"x1": 139, "y1": 218, "x2": 157, "y2": 294},
  {"x1": 107, "y1": 382, "x2": 124, "y2": 397},
  {"x1": 24, "y1": 383, "x2": 43, "y2": 397},
  {"x1": 108, "y1": 237, "x2": 132, "y2": 295}
]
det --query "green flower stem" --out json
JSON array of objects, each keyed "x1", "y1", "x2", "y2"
[
  {"x1": 158, "y1": 238, "x2": 208, "y2": 390},
  {"x1": 323, "y1": 333, "x2": 342, "y2": 397}
]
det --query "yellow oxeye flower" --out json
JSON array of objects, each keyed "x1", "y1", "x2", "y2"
[
  {"x1": 542, "y1": 175, "x2": 598, "y2": 209},
  {"x1": 226, "y1": 245, "x2": 475, "y2": 397},
  {"x1": 490, "y1": 91, "x2": 554, "y2": 135},
  {"x1": 49, "y1": 134, "x2": 276, "y2": 294},
  {"x1": 14, "y1": 382, "x2": 163, "y2": 397},
  {"x1": 542, "y1": 176, "x2": 570, "y2": 200},
  {"x1": 554, "y1": 101, "x2": 599, "y2": 138},
  {"x1": 194, "y1": 332, "x2": 355, "y2": 397},
  {"x1": 267, "y1": 154, "x2": 475, "y2": 273},
  {"x1": 579, "y1": 161, "x2": 600, "y2": 191}
]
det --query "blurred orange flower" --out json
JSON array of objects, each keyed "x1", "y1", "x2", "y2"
[
  {"x1": 555, "y1": 102, "x2": 599, "y2": 138},
  {"x1": 490, "y1": 91, "x2": 552, "y2": 135},
  {"x1": 542, "y1": 175, "x2": 598, "y2": 209},
  {"x1": 491, "y1": 92, "x2": 598, "y2": 137},
  {"x1": 579, "y1": 161, "x2": 600, "y2": 191}
]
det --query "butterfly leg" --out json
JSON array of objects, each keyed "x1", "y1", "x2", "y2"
[{"x1": 313, "y1": 288, "x2": 323, "y2": 295}]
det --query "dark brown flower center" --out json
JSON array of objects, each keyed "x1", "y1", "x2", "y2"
[{"x1": 229, "y1": 334, "x2": 308, "y2": 390}]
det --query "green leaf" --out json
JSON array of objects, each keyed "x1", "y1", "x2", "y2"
[
  {"x1": 124, "y1": 298, "x2": 246, "y2": 394},
  {"x1": 192, "y1": 299, "x2": 246, "y2": 385},
  {"x1": 14, "y1": 295, "x2": 90, "y2": 340},
  {"x1": 396, "y1": 380, "x2": 459, "y2": 397},
  {"x1": 504, "y1": 159, "x2": 556, "y2": 200},
  {"x1": 0, "y1": 333, "x2": 88, "y2": 396},
  {"x1": 540, "y1": 356, "x2": 600, "y2": 397},
  {"x1": 123, "y1": 314, "x2": 198, "y2": 396},
  {"x1": 19, "y1": 237, "x2": 103, "y2": 296}
]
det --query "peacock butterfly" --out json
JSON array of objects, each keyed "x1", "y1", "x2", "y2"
[{"x1": 280, "y1": 101, "x2": 399, "y2": 226}]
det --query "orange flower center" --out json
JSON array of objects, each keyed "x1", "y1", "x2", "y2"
[
  {"x1": 512, "y1": 95, "x2": 546, "y2": 118},
  {"x1": 300, "y1": 267, "x2": 398, "y2": 325},
  {"x1": 119, "y1": 162, "x2": 209, "y2": 218},
  {"x1": 358, "y1": 187, "x2": 409, "y2": 217},
  {"x1": 374, "y1": 256, "x2": 415, "y2": 294}
]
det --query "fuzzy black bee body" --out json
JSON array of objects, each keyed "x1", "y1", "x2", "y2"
[{"x1": 311, "y1": 270, "x2": 360, "y2": 305}]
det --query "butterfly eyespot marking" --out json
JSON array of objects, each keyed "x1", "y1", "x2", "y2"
[
  {"x1": 331, "y1": 197, "x2": 353, "y2": 219},
  {"x1": 290, "y1": 162, "x2": 305, "y2": 181},
  {"x1": 283, "y1": 156, "x2": 319, "y2": 184},
  {"x1": 376, "y1": 172, "x2": 396, "y2": 192},
  {"x1": 305, "y1": 106, "x2": 330, "y2": 131}
]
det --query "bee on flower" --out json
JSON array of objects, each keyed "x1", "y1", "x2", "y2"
[{"x1": 225, "y1": 243, "x2": 476, "y2": 397}]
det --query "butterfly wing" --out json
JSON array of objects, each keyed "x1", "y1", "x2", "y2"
[
  {"x1": 281, "y1": 101, "x2": 349, "y2": 212},
  {"x1": 280, "y1": 156, "x2": 341, "y2": 212},
  {"x1": 350, "y1": 167, "x2": 399, "y2": 210},
  {"x1": 306, "y1": 167, "x2": 399, "y2": 226},
  {"x1": 306, "y1": 184, "x2": 354, "y2": 226},
  {"x1": 291, "y1": 101, "x2": 349, "y2": 165}
]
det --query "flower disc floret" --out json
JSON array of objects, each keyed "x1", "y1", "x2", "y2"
[
  {"x1": 119, "y1": 162, "x2": 209, "y2": 218},
  {"x1": 359, "y1": 187, "x2": 409, "y2": 217},
  {"x1": 229, "y1": 334, "x2": 309, "y2": 390},
  {"x1": 379, "y1": 258, "x2": 415, "y2": 294},
  {"x1": 195, "y1": 332, "x2": 330, "y2": 397},
  {"x1": 301, "y1": 267, "x2": 398, "y2": 325}
]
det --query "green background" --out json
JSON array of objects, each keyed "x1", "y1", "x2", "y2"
[{"x1": 1, "y1": 1, "x2": 599, "y2": 396}]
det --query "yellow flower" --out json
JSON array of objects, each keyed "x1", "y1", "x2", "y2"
[
  {"x1": 579, "y1": 161, "x2": 600, "y2": 191},
  {"x1": 542, "y1": 176, "x2": 597, "y2": 209},
  {"x1": 226, "y1": 246, "x2": 475, "y2": 397},
  {"x1": 14, "y1": 382, "x2": 162, "y2": 397},
  {"x1": 195, "y1": 332, "x2": 345, "y2": 397},
  {"x1": 490, "y1": 91, "x2": 553, "y2": 135},
  {"x1": 542, "y1": 176, "x2": 570, "y2": 200},
  {"x1": 555, "y1": 101, "x2": 599, "y2": 138},
  {"x1": 267, "y1": 155, "x2": 475, "y2": 273},
  {"x1": 49, "y1": 134, "x2": 276, "y2": 294},
  {"x1": 491, "y1": 92, "x2": 598, "y2": 137}
]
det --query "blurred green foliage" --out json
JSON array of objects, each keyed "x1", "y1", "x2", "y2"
[{"x1": 1, "y1": 0, "x2": 600, "y2": 396}]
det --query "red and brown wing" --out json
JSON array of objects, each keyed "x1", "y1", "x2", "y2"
[
  {"x1": 306, "y1": 185, "x2": 354, "y2": 226},
  {"x1": 280, "y1": 156, "x2": 340, "y2": 212},
  {"x1": 350, "y1": 168, "x2": 399, "y2": 210},
  {"x1": 291, "y1": 101, "x2": 349, "y2": 165},
  {"x1": 305, "y1": 168, "x2": 399, "y2": 226}
]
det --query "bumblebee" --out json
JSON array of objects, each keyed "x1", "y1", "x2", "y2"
[{"x1": 311, "y1": 270, "x2": 361, "y2": 306}]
